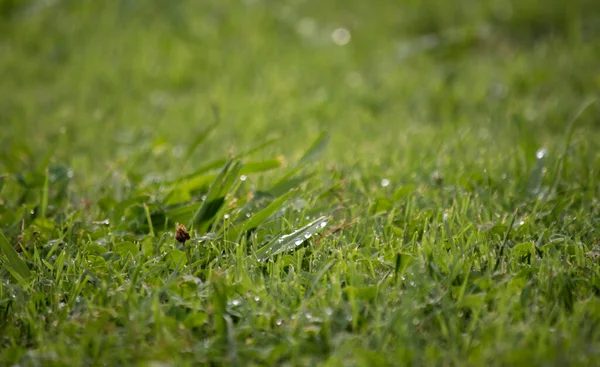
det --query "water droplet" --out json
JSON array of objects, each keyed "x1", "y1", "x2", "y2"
[
  {"x1": 294, "y1": 239, "x2": 303, "y2": 246},
  {"x1": 254, "y1": 296, "x2": 260, "y2": 302},
  {"x1": 231, "y1": 299, "x2": 242, "y2": 306},
  {"x1": 331, "y1": 28, "x2": 351, "y2": 45},
  {"x1": 536, "y1": 149, "x2": 547, "y2": 159},
  {"x1": 380, "y1": 178, "x2": 390, "y2": 187},
  {"x1": 304, "y1": 232, "x2": 312, "y2": 239},
  {"x1": 240, "y1": 175, "x2": 247, "y2": 181},
  {"x1": 319, "y1": 221, "x2": 327, "y2": 228},
  {"x1": 412, "y1": 318, "x2": 420, "y2": 326},
  {"x1": 223, "y1": 214, "x2": 230, "y2": 219},
  {"x1": 246, "y1": 213, "x2": 251, "y2": 218},
  {"x1": 276, "y1": 319, "x2": 283, "y2": 326}
]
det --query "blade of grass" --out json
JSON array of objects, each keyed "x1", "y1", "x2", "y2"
[
  {"x1": 179, "y1": 123, "x2": 218, "y2": 173},
  {"x1": 0, "y1": 231, "x2": 32, "y2": 282},
  {"x1": 297, "y1": 131, "x2": 329, "y2": 167},
  {"x1": 239, "y1": 189, "x2": 297, "y2": 237},
  {"x1": 239, "y1": 158, "x2": 283, "y2": 175},
  {"x1": 255, "y1": 216, "x2": 329, "y2": 261},
  {"x1": 189, "y1": 160, "x2": 242, "y2": 234},
  {"x1": 41, "y1": 167, "x2": 49, "y2": 218},
  {"x1": 549, "y1": 99, "x2": 596, "y2": 193}
]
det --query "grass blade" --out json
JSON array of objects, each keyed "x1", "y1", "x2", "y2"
[
  {"x1": 0, "y1": 231, "x2": 32, "y2": 282},
  {"x1": 41, "y1": 167, "x2": 49, "y2": 218},
  {"x1": 189, "y1": 160, "x2": 242, "y2": 233},
  {"x1": 255, "y1": 216, "x2": 329, "y2": 261},
  {"x1": 240, "y1": 189, "x2": 297, "y2": 235},
  {"x1": 239, "y1": 158, "x2": 283, "y2": 175},
  {"x1": 297, "y1": 131, "x2": 329, "y2": 167},
  {"x1": 180, "y1": 123, "x2": 217, "y2": 171}
]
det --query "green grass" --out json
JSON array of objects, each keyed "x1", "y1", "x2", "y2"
[{"x1": 1, "y1": 0, "x2": 600, "y2": 365}]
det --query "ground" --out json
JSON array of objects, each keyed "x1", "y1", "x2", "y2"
[{"x1": 1, "y1": 0, "x2": 600, "y2": 366}]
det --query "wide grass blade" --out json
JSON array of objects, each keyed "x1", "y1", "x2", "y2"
[
  {"x1": 0, "y1": 231, "x2": 32, "y2": 282},
  {"x1": 239, "y1": 158, "x2": 283, "y2": 175},
  {"x1": 189, "y1": 159, "x2": 242, "y2": 233},
  {"x1": 240, "y1": 189, "x2": 297, "y2": 235},
  {"x1": 255, "y1": 216, "x2": 329, "y2": 261}
]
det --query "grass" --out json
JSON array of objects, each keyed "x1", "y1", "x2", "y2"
[{"x1": 1, "y1": 0, "x2": 600, "y2": 365}]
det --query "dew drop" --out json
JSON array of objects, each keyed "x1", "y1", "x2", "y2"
[
  {"x1": 240, "y1": 175, "x2": 247, "y2": 181},
  {"x1": 536, "y1": 148, "x2": 547, "y2": 159},
  {"x1": 380, "y1": 178, "x2": 390, "y2": 187},
  {"x1": 331, "y1": 28, "x2": 351, "y2": 45}
]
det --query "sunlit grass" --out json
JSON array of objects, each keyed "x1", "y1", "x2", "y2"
[{"x1": 1, "y1": 0, "x2": 600, "y2": 365}]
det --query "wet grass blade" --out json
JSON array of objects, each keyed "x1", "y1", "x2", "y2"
[
  {"x1": 0, "y1": 231, "x2": 32, "y2": 283},
  {"x1": 255, "y1": 216, "x2": 329, "y2": 261}
]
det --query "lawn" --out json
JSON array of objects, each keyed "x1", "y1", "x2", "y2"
[{"x1": 1, "y1": 0, "x2": 600, "y2": 365}]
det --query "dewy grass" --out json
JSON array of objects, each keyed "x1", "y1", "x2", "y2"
[{"x1": 1, "y1": 0, "x2": 600, "y2": 365}]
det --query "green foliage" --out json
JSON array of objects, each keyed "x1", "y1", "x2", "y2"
[{"x1": 1, "y1": 0, "x2": 600, "y2": 366}]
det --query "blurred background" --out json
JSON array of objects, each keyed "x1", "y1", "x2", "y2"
[{"x1": 1, "y1": 0, "x2": 599, "y2": 185}]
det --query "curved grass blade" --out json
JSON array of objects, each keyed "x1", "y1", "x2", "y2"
[
  {"x1": 0, "y1": 231, "x2": 32, "y2": 283},
  {"x1": 297, "y1": 131, "x2": 329, "y2": 167},
  {"x1": 268, "y1": 172, "x2": 313, "y2": 197},
  {"x1": 255, "y1": 216, "x2": 329, "y2": 261},
  {"x1": 189, "y1": 160, "x2": 242, "y2": 234},
  {"x1": 239, "y1": 158, "x2": 283, "y2": 175},
  {"x1": 240, "y1": 189, "x2": 297, "y2": 237},
  {"x1": 180, "y1": 124, "x2": 218, "y2": 171},
  {"x1": 233, "y1": 137, "x2": 279, "y2": 159}
]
